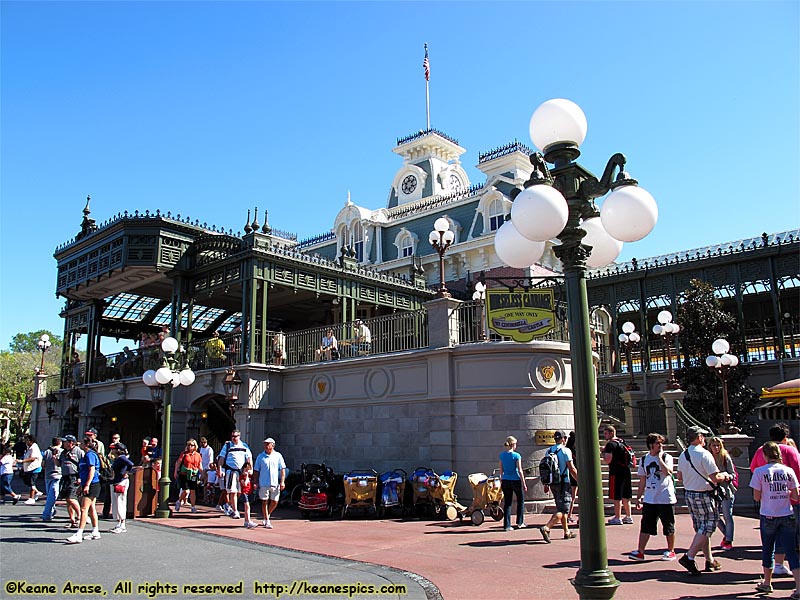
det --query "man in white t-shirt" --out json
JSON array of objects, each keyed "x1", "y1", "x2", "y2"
[
  {"x1": 198, "y1": 437, "x2": 214, "y2": 486},
  {"x1": 629, "y1": 433, "x2": 677, "y2": 561},
  {"x1": 253, "y1": 437, "x2": 286, "y2": 529},
  {"x1": 216, "y1": 430, "x2": 252, "y2": 519},
  {"x1": 677, "y1": 426, "x2": 733, "y2": 575}
]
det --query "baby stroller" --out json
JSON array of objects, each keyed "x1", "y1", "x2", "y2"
[
  {"x1": 298, "y1": 463, "x2": 337, "y2": 518},
  {"x1": 409, "y1": 466, "x2": 438, "y2": 518},
  {"x1": 341, "y1": 469, "x2": 378, "y2": 518},
  {"x1": 377, "y1": 469, "x2": 406, "y2": 518},
  {"x1": 466, "y1": 470, "x2": 505, "y2": 526},
  {"x1": 429, "y1": 470, "x2": 467, "y2": 521}
]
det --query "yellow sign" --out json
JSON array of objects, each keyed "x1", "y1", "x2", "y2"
[
  {"x1": 486, "y1": 289, "x2": 556, "y2": 341},
  {"x1": 535, "y1": 430, "x2": 557, "y2": 446}
]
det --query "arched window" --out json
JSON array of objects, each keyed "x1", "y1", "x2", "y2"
[
  {"x1": 352, "y1": 221, "x2": 364, "y2": 262},
  {"x1": 488, "y1": 198, "x2": 505, "y2": 231},
  {"x1": 401, "y1": 236, "x2": 414, "y2": 257},
  {"x1": 338, "y1": 224, "x2": 349, "y2": 255}
]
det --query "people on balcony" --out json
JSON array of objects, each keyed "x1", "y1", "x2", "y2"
[
  {"x1": 315, "y1": 329, "x2": 338, "y2": 362},
  {"x1": 205, "y1": 331, "x2": 226, "y2": 367},
  {"x1": 353, "y1": 319, "x2": 371, "y2": 356},
  {"x1": 272, "y1": 330, "x2": 286, "y2": 366}
]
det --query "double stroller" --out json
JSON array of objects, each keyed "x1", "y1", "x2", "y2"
[
  {"x1": 465, "y1": 471, "x2": 505, "y2": 525},
  {"x1": 408, "y1": 466, "x2": 466, "y2": 521},
  {"x1": 341, "y1": 469, "x2": 379, "y2": 518},
  {"x1": 297, "y1": 463, "x2": 338, "y2": 518}
]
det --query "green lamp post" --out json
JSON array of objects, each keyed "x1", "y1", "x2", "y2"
[
  {"x1": 495, "y1": 99, "x2": 658, "y2": 599},
  {"x1": 142, "y1": 336, "x2": 195, "y2": 519}
]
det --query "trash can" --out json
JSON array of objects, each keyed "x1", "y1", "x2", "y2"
[{"x1": 128, "y1": 466, "x2": 158, "y2": 518}]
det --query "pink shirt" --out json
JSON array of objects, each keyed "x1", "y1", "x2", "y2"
[{"x1": 751, "y1": 443, "x2": 800, "y2": 505}]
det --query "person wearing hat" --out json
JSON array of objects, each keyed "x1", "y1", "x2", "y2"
[
  {"x1": 353, "y1": 319, "x2": 371, "y2": 356},
  {"x1": 539, "y1": 430, "x2": 578, "y2": 542},
  {"x1": 253, "y1": 437, "x2": 286, "y2": 528},
  {"x1": 85, "y1": 428, "x2": 105, "y2": 457},
  {"x1": 58, "y1": 435, "x2": 83, "y2": 528},
  {"x1": 676, "y1": 425, "x2": 733, "y2": 575},
  {"x1": 109, "y1": 443, "x2": 134, "y2": 533}
]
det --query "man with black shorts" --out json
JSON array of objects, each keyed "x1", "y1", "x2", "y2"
[
  {"x1": 603, "y1": 425, "x2": 633, "y2": 525},
  {"x1": 58, "y1": 435, "x2": 84, "y2": 528},
  {"x1": 629, "y1": 433, "x2": 677, "y2": 561},
  {"x1": 65, "y1": 437, "x2": 102, "y2": 543},
  {"x1": 539, "y1": 430, "x2": 578, "y2": 542}
]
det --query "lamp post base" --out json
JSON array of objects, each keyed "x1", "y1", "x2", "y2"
[
  {"x1": 571, "y1": 569, "x2": 620, "y2": 600},
  {"x1": 154, "y1": 508, "x2": 173, "y2": 519}
]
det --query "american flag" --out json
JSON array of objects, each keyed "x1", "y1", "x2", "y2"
[{"x1": 423, "y1": 45, "x2": 430, "y2": 82}]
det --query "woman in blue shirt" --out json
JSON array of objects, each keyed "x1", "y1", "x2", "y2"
[
  {"x1": 499, "y1": 436, "x2": 528, "y2": 531},
  {"x1": 66, "y1": 438, "x2": 101, "y2": 544}
]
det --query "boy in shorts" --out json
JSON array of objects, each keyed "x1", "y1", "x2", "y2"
[{"x1": 239, "y1": 464, "x2": 257, "y2": 529}]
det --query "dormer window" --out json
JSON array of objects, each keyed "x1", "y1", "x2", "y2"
[
  {"x1": 401, "y1": 237, "x2": 413, "y2": 257},
  {"x1": 488, "y1": 198, "x2": 505, "y2": 231},
  {"x1": 352, "y1": 221, "x2": 364, "y2": 262}
]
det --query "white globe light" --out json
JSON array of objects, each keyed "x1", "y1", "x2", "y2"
[
  {"x1": 720, "y1": 354, "x2": 733, "y2": 366},
  {"x1": 494, "y1": 220, "x2": 546, "y2": 268},
  {"x1": 179, "y1": 369, "x2": 196, "y2": 386},
  {"x1": 729, "y1": 354, "x2": 739, "y2": 367},
  {"x1": 600, "y1": 185, "x2": 658, "y2": 243},
  {"x1": 706, "y1": 355, "x2": 721, "y2": 368},
  {"x1": 428, "y1": 231, "x2": 439, "y2": 245},
  {"x1": 668, "y1": 323, "x2": 680, "y2": 334},
  {"x1": 657, "y1": 310, "x2": 673, "y2": 325},
  {"x1": 622, "y1": 321, "x2": 635, "y2": 334},
  {"x1": 161, "y1": 336, "x2": 179, "y2": 353},
  {"x1": 529, "y1": 98, "x2": 588, "y2": 152},
  {"x1": 510, "y1": 185, "x2": 568, "y2": 242},
  {"x1": 41, "y1": 334, "x2": 50, "y2": 342},
  {"x1": 618, "y1": 333, "x2": 629, "y2": 343},
  {"x1": 629, "y1": 332, "x2": 640, "y2": 343},
  {"x1": 155, "y1": 366, "x2": 172, "y2": 385},
  {"x1": 142, "y1": 370, "x2": 157, "y2": 386},
  {"x1": 474, "y1": 281, "x2": 486, "y2": 294},
  {"x1": 712, "y1": 338, "x2": 730, "y2": 355},
  {"x1": 653, "y1": 324, "x2": 663, "y2": 335},
  {"x1": 433, "y1": 217, "x2": 450, "y2": 233},
  {"x1": 443, "y1": 230, "x2": 455, "y2": 244},
  {"x1": 582, "y1": 217, "x2": 622, "y2": 267}
]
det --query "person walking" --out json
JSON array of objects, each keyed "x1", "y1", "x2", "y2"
[
  {"x1": 216, "y1": 430, "x2": 252, "y2": 519},
  {"x1": 58, "y1": 435, "x2": 84, "y2": 528},
  {"x1": 65, "y1": 437, "x2": 102, "y2": 544},
  {"x1": 539, "y1": 430, "x2": 578, "y2": 542},
  {"x1": 41, "y1": 437, "x2": 63, "y2": 521},
  {"x1": 565, "y1": 431, "x2": 579, "y2": 524},
  {"x1": 1, "y1": 446, "x2": 21, "y2": 504},
  {"x1": 253, "y1": 437, "x2": 286, "y2": 529},
  {"x1": 174, "y1": 439, "x2": 202, "y2": 513},
  {"x1": 750, "y1": 441, "x2": 800, "y2": 597},
  {"x1": 603, "y1": 425, "x2": 633, "y2": 525},
  {"x1": 17, "y1": 434, "x2": 43, "y2": 504},
  {"x1": 629, "y1": 433, "x2": 677, "y2": 561},
  {"x1": 498, "y1": 435, "x2": 528, "y2": 531},
  {"x1": 101, "y1": 433, "x2": 121, "y2": 520},
  {"x1": 109, "y1": 442, "x2": 134, "y2": 533},
  {"x1": 707, "y1": 436, "x2": 737, "y2": 550},
  {"x1": 676, "y1": 426, "x2": 733, "y2": 575}
]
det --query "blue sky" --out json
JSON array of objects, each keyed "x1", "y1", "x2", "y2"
[{"x1": 1, "y1": 1, "x2": 798, "y2": 351}]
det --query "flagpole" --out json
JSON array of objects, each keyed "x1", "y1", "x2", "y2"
[{"x1": 423, "y1": 43, "x2": 430, "y2": 130}]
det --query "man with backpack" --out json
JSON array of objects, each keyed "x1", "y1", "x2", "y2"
[
  {"x1": 603, "y1": 425, "x2": 634, "y2": 525},
  {"x1": 216, "y1": 430, "x2": 252, "y2": 519},
  {"x1": 539, "y1": 430, "x2": 578, "y2": 542}
]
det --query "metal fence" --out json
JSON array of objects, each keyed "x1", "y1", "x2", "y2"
[
  {"x1": 633, "y1": 398, "x2": 667, "y2": 438},
  {"x1": 597, "y1": 380, "x2": 625, "y2": 423},
  {"x1": 455, "y1": 300, "x2": 570, "y2": 345}
]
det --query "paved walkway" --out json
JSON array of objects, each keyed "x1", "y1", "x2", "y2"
[{"x1": 144, "y1": 504, "x2": 784, "y2": 600}]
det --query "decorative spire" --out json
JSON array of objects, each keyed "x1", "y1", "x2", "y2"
[
  {"x1": 243, "y1": 209, "x2": 253, "y2": 234},
  {"x1": 345, "y1": 191, "x2": 352, "y2": 206},
  {"x1": 76, "y1": 195, "x2": 98, "y2": 241},
  {"x1": 251, "y1": 206, "x2": 260, "y2": 231},
  {"x1": 261, "y1": 209, "x2": 271, "y2": 234}
]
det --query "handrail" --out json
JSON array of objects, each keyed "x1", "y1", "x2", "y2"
[{"x1": 673, "y1": 399, "x2": 715, "y2": 451}]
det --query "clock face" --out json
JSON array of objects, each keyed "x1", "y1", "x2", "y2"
[
  {"x1": 449, "y1": 174, "x2": 462, "y2": 193},
  {"x1": 401, "y1": 174, "x2": 418, "y2": 195}
]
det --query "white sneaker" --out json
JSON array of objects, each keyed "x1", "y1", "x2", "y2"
[
  {"x1": 244, "y1": 521, "x2": 257, "y2": 529},
  {"x1": 24, "y1": 498, "x2": 37, "y2": 505},
  {"x1": 34, "y1": 492, "x2": 43, "y2": 500},
  {"x1": 622, "y1": 516, "x2": 634, "y2": 524},
  {"x1": 232, "y1": 511, "x2": 241, "y2": 519},
  {"x1": 110, "y1": 525, "x2": 123, "y2": 534},
  {"x1": 265, "y1": 520, "x2": 273, "y2": 529},
  {"x1": 66, "y1": 532, "x2": 83, "y2": 544},
  {"x1": 774, "y1": 563, "x2": 791, "y2": 576},
  {"x1": 223, "y1": 503, "x2": 232, "y2": 516},
  {"x1": 175, "y1": 500, "x2": 181, "y2": 513},
  {"x1": 261, "y1": 519, "x2": 268, "y2": 527},
  {"x1": 215, "y1": 505, "x2": 225, "y2": 513},
  {"x1": 86, "y1": 530, "x2": 101, "y2": 540},
  {"x1": 190, "y1": 506, "x2": 197, "y2": 513}
]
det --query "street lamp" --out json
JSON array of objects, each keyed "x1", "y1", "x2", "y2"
[
  {"x1": 45, "y1": 394, "x2": 58, "y2": 423},
  {"x1": 223, "y1": 366, "x2": 244, "y2": 417},
  {"x1": 141, "y1": 336, "x2": 195, "y2": 518},
  {"x1": 495, "y1": 98, "x2": 658, "y2": 599},
  {"x1": 652, "y1": 310, "x2": 680, "y2": 390},
  {"x1": 618, "y1": 322, "x2": 641, "y2": 391},
  {"x1": 37, "y1": 334, "x2": 52, "y2": 374},
  {"x1": 429, "y1": 217, "x2": 455, "y2": 298},
  {"x1": 706, "y1": 338, "x2": 740, "y2": 434},
  {"x1": 472, "y1": 281, "x2": 487, "y2": 341}
]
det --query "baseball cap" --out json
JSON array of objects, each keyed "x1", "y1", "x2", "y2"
[
  {"x1": 112, "y1": 442, "x2": 128, "y2": 453},
  {"x1": 553, "y1": 430, "x2": 566, "y2": 441},
  {"x1": 263, "y1": 438, "x2": 276, "y2": 444},
  {"x1": 85, "y1": 427, "x2": 98, "y2": 435},
  {"x1": 62, "y1": 435, "x2": 77, "y2": 443},
  {"x1": 687, "y1": 426, "x2": 711, "y2": 441}
]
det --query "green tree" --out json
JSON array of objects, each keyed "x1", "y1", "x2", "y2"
[
  {"x1": 1, "y1": 330, "x2": 63, "y2": 438},
  {"x1": 675, "y1": 279, "x2": 759, "y2": 434}
]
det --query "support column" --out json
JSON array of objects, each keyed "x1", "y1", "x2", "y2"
[
  {"x1": 425, "y1": 297, "x2": 462, "y2": 348},
  {"x1": 621, "y1": 390, "x2": 646, "y2": 435},
  {"x1": 720, "y1": 433, "x2": 755, "y2": 509}
]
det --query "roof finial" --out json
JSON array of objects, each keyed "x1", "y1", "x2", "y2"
[
  {"x1": 251, "y1": 206, "x2": 260, "y2": 231},
  {"x1": 244, "y1": 209, "x2": 253, "y2": 234},
  {"x1": 261, "y1": 209, "x2": 271, "y2": 234},
  {"x1": 346, "y1": 190, "x2": 352, "y2": 206},
  {"x1": 76, "y1": 194, "x2": 98, "y2": 240}
]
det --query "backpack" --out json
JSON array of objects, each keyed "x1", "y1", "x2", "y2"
[
  {"x1": 617, "y1": 438, "x2": 637, "y2": 468},
  {"x1": 539, "y1": 447, "x2": 563, "y2": 485},
  {"x1": 94, "y1": 451, "x2": 114, "y2": 483}
]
